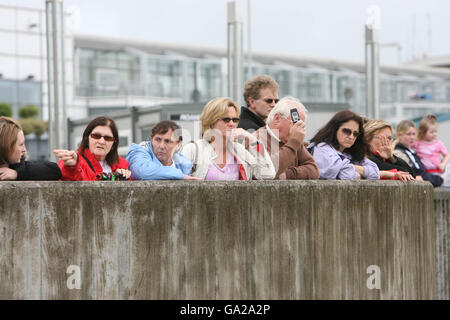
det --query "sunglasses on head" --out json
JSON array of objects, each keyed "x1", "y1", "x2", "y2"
[
  {"x1": 220, "y1": 117, "x2": 240, "y2": 124},
  {"x1": 341, "y1": 128, "x2": 360, "y2": 138},
  {"x1": 90, "y1": 133, "x2": 115, "y2": 142},
  {"x1": 263, "y1": 98, "x2": 280, "y2": 104}
]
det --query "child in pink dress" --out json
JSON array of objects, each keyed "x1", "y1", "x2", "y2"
[{"x1": 415, "y1": 114, "x2": 449, "y2": 177}]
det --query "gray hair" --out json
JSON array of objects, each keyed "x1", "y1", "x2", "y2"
[{"x1": 266, "y1": 96, "x2": 308, "y2": 124}]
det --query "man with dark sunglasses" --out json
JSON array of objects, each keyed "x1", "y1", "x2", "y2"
[{"x1": 238, "y1": 75, "x2": 279, "y2": 131}]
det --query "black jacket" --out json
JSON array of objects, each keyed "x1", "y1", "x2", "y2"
[
  {"x1": 368, "y1": 151, "x2": 416, "y2": 177},
  {"x1": 9, "y1": 158, "x2": 62, "y2": 181},
  {"x1": 394, "y1": 143, "x2": 443, "y2": 187},
  {"x1": 238, "y1": 106, "x2": 266, "y2": 131}
]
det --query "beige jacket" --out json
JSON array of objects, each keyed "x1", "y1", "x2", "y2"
[{"x1": 181, "y1": 139, "x2": 276, "y2": 180}]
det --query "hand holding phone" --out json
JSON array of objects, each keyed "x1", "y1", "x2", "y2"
[{"x1": 290, "y1": 108, "x2": 300, "y2": 123}]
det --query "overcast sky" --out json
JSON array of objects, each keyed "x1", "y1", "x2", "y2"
[{"x1": 3, "y1": 0, "x2": 450, "y2": 64}]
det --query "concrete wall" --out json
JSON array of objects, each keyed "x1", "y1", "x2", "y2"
[
  {"x1": 0, "y1": 181, "x2": 441, "y2": 300},
  {"x1": 433, "y1": 188, "x2": 450, "y2": 300}
]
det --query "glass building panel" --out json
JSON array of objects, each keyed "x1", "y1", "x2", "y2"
[
  {"x1": 118, "y1": 52, "x2": 139, "y2": 70},
  {"x1": 78, "y1": 48, "x2": 95, "y2": 67},
  {"x1": 198, "y1": 63, "x2": 221, "y2": 101},
  {"x1": 18, "y1": 81, "x2": 41, "y2": 104},
  {"x1": 185, "y1": 61, "x2": 221, "y2": 102},
  {"x1": 398, "y1": 81, "x2": 420, "y2": 102},
  {"x1": 422, "y1": 82, "x2": 445, "y2": 102},
  {"x1": 186, "y1": 61, "x2": 199, "y2": 102},
  {"x1": 0, "y1": 80, "x2": 17, "y2": 103},
  {"x1": 0, "y1": 80, "x2": 42, "y2": 118},
  {"x1": 243, "y1": 66, "x2": 260, "y2": 81},
  {"x1": 146, "y1": 58, "x2": 183, "y2": 98},
  {"x1": 380, "y1": 79, "x2": 391, "y2": 103},
  {"x1": 96, "y1": 51, "x2": 117, "y2": 69},
  {"x1": 261, "y1": 68, "x2": 290, "y2": 97},
  {"x1": 299, "y1": 72, "x2": 327, "y2": 102},
  {"x1": 336, "y1": 75, "x2": 357, "y2": 104}
]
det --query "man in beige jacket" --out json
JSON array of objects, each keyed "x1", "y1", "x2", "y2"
[{"x1": 254, "y1": 96, "x2": 319, "y2": 180}]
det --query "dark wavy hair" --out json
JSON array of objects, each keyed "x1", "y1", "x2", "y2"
[
  {"x1": 78, "y1": 116, "x2": 120, "y2": 165},
  {"x1": 310, "y1": 110, "x2": 369, "y2": 162}
]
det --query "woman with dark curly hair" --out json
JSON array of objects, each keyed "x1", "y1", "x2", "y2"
[{"x1": 308, "y1": 110, "x2": 379, "y2": 180}]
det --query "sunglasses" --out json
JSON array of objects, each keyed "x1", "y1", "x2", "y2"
[
  {"x1": 341, "y1": 128, "x2": 360, "y2": 138},
  {"x1": 263, "y1": 98, "x2": 280, "y2": 104},
  {"x1": 220, "y1": 117, "x2": 240, "y2": 123},
  {"x1": 90, "y1": 133, "x2": 115, "y2": 142}
]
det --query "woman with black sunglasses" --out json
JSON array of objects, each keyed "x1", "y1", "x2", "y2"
[
  {"x1": 181, "y1": 97, "x2": 275, "y2": 180},
  {"x1": 307, "y1": 110, "x2": 379, "y2": 180},
  {"x1": 54, "y1": 116, "x2": 131, "y2": 181}
]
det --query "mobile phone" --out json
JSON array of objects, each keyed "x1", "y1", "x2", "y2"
[{"x1": 290, "y1": 108, "x2": 299, "y2": 123}]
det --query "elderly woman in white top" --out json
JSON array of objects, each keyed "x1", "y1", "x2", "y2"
[{"x1": 181, "y1": 97, "x2": 275, "y2": 180}]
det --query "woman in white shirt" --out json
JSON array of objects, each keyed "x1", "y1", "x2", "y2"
[{"x1": 181, "y1": 97, "x2": 275, "y2": 180}]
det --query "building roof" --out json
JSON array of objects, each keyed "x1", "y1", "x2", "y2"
[
  {"x1": 408, "y1": 55, "x2": 450, "y2": 68},
  {"x1": 75, "y1": 33, "x2": 450, "y2": 80}
]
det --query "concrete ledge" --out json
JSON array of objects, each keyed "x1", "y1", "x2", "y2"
[
  {"x1": 433, "y1": 187, "x2": 449, "y2": 300},
  {"x1": 0, "y1": 181, "x2": 440, "y2": 299}
]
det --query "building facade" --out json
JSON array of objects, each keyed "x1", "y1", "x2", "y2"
[{"x1": 0, "y1": 4, "x2": 74, "y2": 120}]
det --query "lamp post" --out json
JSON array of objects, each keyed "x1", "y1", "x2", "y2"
[
  {"x1": 46, "y1": 0, "x2": 67, "y2": 160},
  {"x1": 227, "y1": 1, "x2": 244, "y2": 105},
  {"x1": 365, "y1": 5, "x2": 380, "y2": 119}
]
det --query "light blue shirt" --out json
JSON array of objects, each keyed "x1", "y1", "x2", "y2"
[{"x1": 127, "y1": 141, "x2": 193, "y2": 180}]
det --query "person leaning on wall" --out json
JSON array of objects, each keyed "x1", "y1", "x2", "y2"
[
  {"x1": 307, "y1": 110, "x2": 380, "y2": 180},
  {"x1": 181, "y1": 97, "x2": 275, "y2": 181},
  {"x1": 53, "y1": 116, "x2": 131, "y2": 181},
  {"x1": 0, "y1": 116, "x2": 61, "y2": 181},
  {"x1": 364, "y1": 119, "x2": 416, "y2": 182},
  {"x1": 393, "y1": 120, "x2": 443, "y2": 187},
  {"x1": 254, "y1": 96, "x2": 319, "y2": 180},
  {"x1": 126, "y1": 120, "x2": 200, "y2": 180}
]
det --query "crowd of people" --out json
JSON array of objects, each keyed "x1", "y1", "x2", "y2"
[{"x1": 0, "y1": 75, "x2": 448, "y2": 187}]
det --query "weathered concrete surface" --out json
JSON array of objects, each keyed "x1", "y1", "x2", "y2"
[
  {"x1": 433, "y1": 188, "x2": 450, "y2": 300},
  {"x1": 0, "y1": 181, "x2": 438, "y2": 299}
]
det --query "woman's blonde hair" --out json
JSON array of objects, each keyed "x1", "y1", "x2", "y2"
[
  {"x1": 0, "y1": 116, "x2": 23, "y2": 165},
  {"x1": 418, "y1": 113, "x2": 437, "y2": 140},
  {"x1": 200, "y1": 97, "x2": 240, "y2": 141},
  {"x1": 363, "y1": 119, "x2": 393, "y2": 144}
]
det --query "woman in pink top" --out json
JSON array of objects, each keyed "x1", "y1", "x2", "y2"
[
  {"x1": 415, "y1": 114, "x2": 449, "y2": 176},
  {"x1": 181, "y1": 97, "x2": 276, "y2": 181}
]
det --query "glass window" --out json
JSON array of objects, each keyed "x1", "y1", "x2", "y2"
[
  {"x1": 0, "y1": 80, "x2": 17, "y2": 103},
  {"x1": 296, "y1": 72, "x2": 328, "y2": 102},
  {"x1": 260, "y1": 68, "x2": 290, "y2": 97},
  {"x1": 78, "y1": 48, "x2": 95, "y2": 67},
  {"x1": 335, "y1": 74, "x2": 362, "y2": 109},
  {"x1": 118, "y1": 136, "x2": 129, "y2": 148},
  {"x1": 96, "y1": 51, "x2": 117, "y2": 69},
  {"x1": 18, "y1": 81, "x2": 41, "y2": 104},
  {"x1": 147, "y1": 57, "x2": 183, "y2": 98},
  {"x1": 198, "y1": 63, "x2": 221, "y2": 101},
  {"x1": 398, "y1": 81, "x2": 420, "y2": 102},
  {"x1": 118, "y1": 53, "x2": 139, "y2": 70}
]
